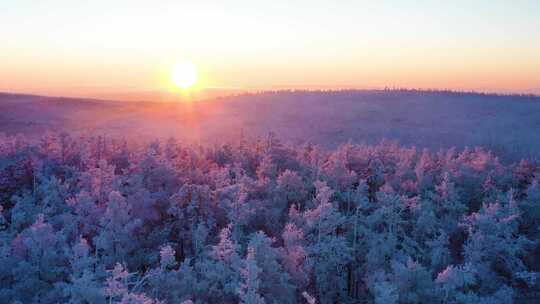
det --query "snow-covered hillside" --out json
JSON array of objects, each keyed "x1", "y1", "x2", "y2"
[{"x1": 1, "y1": 90, "x2": 539, "y2": 160}]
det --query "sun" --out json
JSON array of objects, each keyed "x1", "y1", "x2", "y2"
[{"x1": 171, "y1": 61, "x2": 197, "y2": 89}]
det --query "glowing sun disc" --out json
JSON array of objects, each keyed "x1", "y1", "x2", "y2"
[{"x1": 172, "y1": 61, "x2": 197, "y2": 89}]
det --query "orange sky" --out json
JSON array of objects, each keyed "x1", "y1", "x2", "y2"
[{"x1": 1, "y1": 1, "x2": 539, "y2": 99}]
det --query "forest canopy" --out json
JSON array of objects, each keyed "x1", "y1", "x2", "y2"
[{"x1": 0, "y1": 132, "x2": 539, "y2": 303}]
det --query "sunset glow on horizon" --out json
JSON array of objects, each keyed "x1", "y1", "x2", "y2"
[{"x1": 1, "y1": 0, "x2": 540, "y2": 99}]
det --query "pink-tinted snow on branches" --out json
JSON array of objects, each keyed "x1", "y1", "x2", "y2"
[{"x1": 0, "y1": 132, "x2": 539, "y2": 303}]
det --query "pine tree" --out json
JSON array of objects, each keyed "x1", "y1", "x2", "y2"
[
  {"x1": 94, "y1": 191, "x2": 142, "y2": 267},
  {"x1": 62, "y1": 237, "x2": 105, "y2": 304},
  {"x1": 238, "y1": 247, "x2": 266, "y2": 304}
]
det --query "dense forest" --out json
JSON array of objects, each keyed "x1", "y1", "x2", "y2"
[{"x1": 0, "y1": 132, "x2": 539, "y2": 303}]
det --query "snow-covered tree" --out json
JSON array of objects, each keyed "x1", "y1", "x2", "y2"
[
  {"x1": 0, "y1": 132, "x2": 538, "y2": 303},
  {"x1": 238, "y1": 247, "x2": 266, "y2": 304},
  {"x1": 94, "y1": 191, "x2": 142, "y2": 267}
]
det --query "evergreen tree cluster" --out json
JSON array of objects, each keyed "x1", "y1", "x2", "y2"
[{"x1": 0, "y1": 132, "x2": 539, "y2": 303}]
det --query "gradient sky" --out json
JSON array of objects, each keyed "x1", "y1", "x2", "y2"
[{"x1": 1, "y1": 0, "x2": 540, "y2": 98}]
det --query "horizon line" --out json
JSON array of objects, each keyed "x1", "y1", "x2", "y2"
[{"x1": 1, "y1": 87, "x2": 539, "y2": 104}]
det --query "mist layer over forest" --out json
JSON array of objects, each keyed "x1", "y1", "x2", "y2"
[{"x1": 1, "y1": 90, "x2": 539, "y2": 161}]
